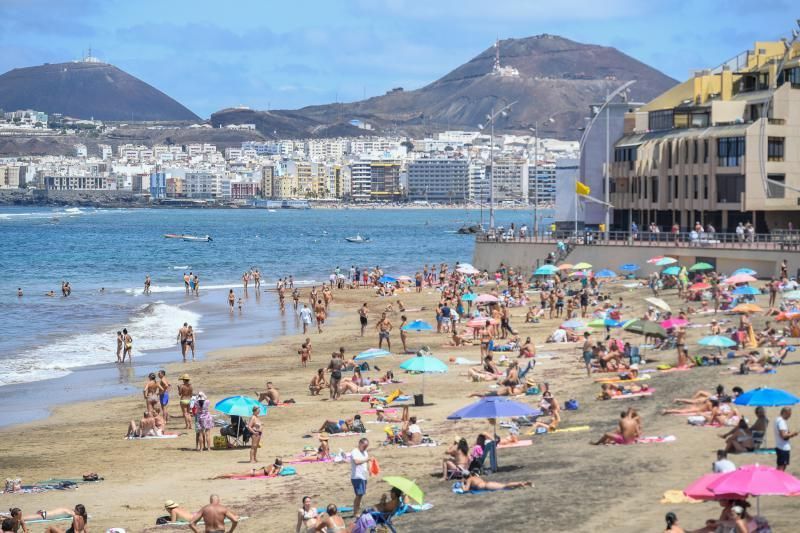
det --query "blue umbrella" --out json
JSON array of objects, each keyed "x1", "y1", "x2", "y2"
[
  {"x1": 355, "y1": 348, "x2": 392, "y2": 361},
  {"x1": 733, "y1": 286, "x2": 760, "y2": 296},
  {"x1": 561, "y1": 318, "x2": 585, "y2": 329},
  {"x1": 534, "y1": 264, "x2": 559, "y2": 276},
  {"x1": 595, "y1": 269, "x2": 617, "y2": 278},
  {"x1": 734, "y1": 387, "x2": 800, "y2": 407},
  {"x1": 619, "y1": 263, "x2": 640, "y2": 271},
  {"x1": 733, "y1": 268, "x2": 757, "y2": 276},
  {"x1": 402, "y1": 320, "x2": 434, "y2": 332},
  {"x1": 662, "y1": 266, "x2": 681, "y2": 276},
  {"x1": 448, "y1": 397, "x2": 542, "y2": 420},
  {"x1": 698, "y1": 335, "x2": 737, "y2": 348},
  {"x1": 214, "y1": 396, "x2": 267, "y2": 417},
  {"x1": 400, "y1": 355, "x2": 448, "y2": 397},
  {"x1": 378, "y1": 275, "x2": 397, "y2": 284},
  {"x1": 461, "y1": 293, "x2": 477, "y2": 302}
]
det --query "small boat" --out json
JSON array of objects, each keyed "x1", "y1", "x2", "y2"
[
  {"x1": 164, "y1": 234, "x2": 213, "y2": 242},
  {"x1": 457, "y1": 224, "x2": 483, "y2": 235},
  {"x1": 267, "y1": 209, "x2": 277, "y2": 212},
  {"x1": 345, "y1": 234, "x2": 370, "y2": 243}
]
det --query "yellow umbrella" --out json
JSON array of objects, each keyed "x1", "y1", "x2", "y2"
[
  {"x1": 572, "y1": 262, "x2": 592, "y2": 270},
  {"x1": 731, "y1": 303, "x2": 763, "y2": 314}
]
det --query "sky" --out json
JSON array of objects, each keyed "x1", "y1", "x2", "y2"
[{"x1": 0, "y1": 0, "x2": 796, "y2": 117}]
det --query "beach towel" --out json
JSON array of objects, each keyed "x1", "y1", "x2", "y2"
[
  {"x1": 594, "y1": 374, "x2": 651, "y2": 384},
  {"x1": 454, "y1": 357, "x2": 481, "y2": 365},
  {"x1": 3, "y1": 481, "x2": 78, "y2": 494},
  {"x1": 660, "y1": 490, "x2": 702, "y2": 504},
  {"x1": 658, "y1": 366, "x2": 691, "y2": 373},
  {"x1": 398, "y1": 441, "x2": 439, "y2": 448},
  {"x1": 452, "y1": 482, "x2": 509, "y2": 495},
  {"x1": 125, "y1": 433, "x2": 180, "y2": 440},
  {"x1": 227, "y1": 467, "x2": 296, "y2": 479},
  {"x1": 634, "y1": 435, "x2": 676, "y2": 444},
  {"x1": 529, "y1": 425, "x2": 590, "y2": 436},
  {"x1": 609, "y1": 388, "x2": 655, "y2": 399},
  {"x1": 316, "y1": 430, "x2": 370, "y2": 438},
  {"x1": 159, "y1": 517, "x2": 248, "y2": 527},
  {"x1": 497, "y1": 439, "x2": 533, "y2": 449},
  {"x1": 360, "y1": 408, "x2": 398, "y2": 415}
]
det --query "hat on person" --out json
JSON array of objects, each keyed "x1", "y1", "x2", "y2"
[
  {"x1": 180, "y1": 374, "x2": 191, "y2": 381},
  {"x1": 319, "y1": 433, "x2": 329, "y2": 441},
  {"x1": 164, "y1": 500, "x2": 179, "y2": 509},
  {"x1": 375, "y1": 405, "x2": 384, "y2": 411},
  {"x1": 197, "y1": 391, "x2": 207, "y2": 401}
]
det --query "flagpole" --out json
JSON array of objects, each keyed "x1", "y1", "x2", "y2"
[{"x1": 574, "y1": 175, "x2": 578, "y2": 236}]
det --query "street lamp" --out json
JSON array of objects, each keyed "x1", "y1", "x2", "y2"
[
  {"x1": 529, "y1": 117, "x2": 555, "y2": 236},
  {"x1": 479, "y1": 100, "x2": 517, "y2": 230}
]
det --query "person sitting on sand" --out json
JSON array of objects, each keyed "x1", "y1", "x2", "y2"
[
  {"x1": 446, "y1": 327, "x2": 472, "y2": 347},
  {"x1": 126, "y1": 411, "x2": 161, "y2": 438},
  {"x1": 214, "y1": 458, "x2": 284, "y2": 479},
  {"x1": 316, "y1": 434, "x2": 331, "y2": 461},
  {"x1": 460, "y1": 472, "x2": 532, "y2": 491},
  {"x1": 441, "y1": 438, "x2": 470, "y2": 479},
  {"x1": 309, "y1": 369, "x2": 328, "y2": 396},
  {"x1": 531, "y1": 392, "x2": 561, "y2": 432},
  {"x1": 468, "y1": 382, "x2": 525, "y2": 398},
  {"x1": 467, "y1": 354, "x2": 502, "y2": 382},
  {"x1": 720, "y1": 419, "x2": 753, "y2": 453},
  {"x1": 42, "y1": 504, "x2": 87, "y2": 533},
  {"x1": 591, "y1": 409, "x2": 641, "y2": 445},
  {"x1": 158, "y1": 500, "x2": 195, "y2": 524},
  {"x1": 314, "y1": 504, "x2": 345, "y2": 532},
  {"x1": 257, "y1": 381, "x2": 294, "y2": 406},
  {"x1": 296, "y1": 496, "x2": 319, "y2": 533},
  {"x1": 374, "y1": 487, "x2": 406, "y2": 515},
  {"x1": 518, "y1": 336, "x2": 535, "y2": 359},
  {"x1": 401, "y1": 416, "x2": 423, "y2": 445}
]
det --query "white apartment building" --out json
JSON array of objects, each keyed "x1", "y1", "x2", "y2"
[
  {"x1": 74, "y1": 144, "x2": 87, "y2": 157},
  {"x1": 184, "y1": 172, "x2": 230, "y2": 200},
  {"x1": 490, "y1": 158, "x2": 529, "y2": 203},
  {"x1": 468, "y1": 160, "x2": 488, "y2": 202},
  {"x1": 407, "y1": 157, "x2": 469, "y2": 202},
  {"x1": 98, "y1": 144, "x2": 113, "y2": 160}
]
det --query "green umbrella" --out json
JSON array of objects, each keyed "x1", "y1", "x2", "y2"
[
  {"x1": 622, "y1": 319, "x2": 667, "y2": 339},
  {"x1": 382, "y1": 476, "x2": 424, "y2": 505},
  {"x1": 689, "y1": 262, "x2": 714, "y2": 272},
  {"x1": 400, "y1": 355, "x2": 448, "y2": 399}
]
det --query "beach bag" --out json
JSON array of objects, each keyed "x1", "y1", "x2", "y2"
[
  {"x1": 352, "y1": 512, "x2": 377, "y2": 533},
  {"x1": 565, "y1": 399, "x2": 579, "y2": 410},
  {"x1": 369, "y1": 457, "x2": 381, "y2": 476},
  {"x1": 279, "y1": 466, "x2": 296, "y2": 476}
]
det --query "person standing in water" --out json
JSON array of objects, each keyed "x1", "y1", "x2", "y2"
[
  {"x1": 144, "y1": 274, "x2": 152, "y2": 295},
  {"x1": 228, "y1": 289, "x2": 235, "y2": 313},
  {"x1": 122, "y1": 328, "x2": 133, "y2": 363},
  {"x1": 186, "y1": 325, "x2": 196, "y2": 360},
  {"x1": 116, "y1": 331, "x2": 124, "y2": 363},
  {"x1": 183, "y1": 272, "x2": 191, "y2": 294},
  {"x1": 177, "y1": 323, "x2": 189, "y2": 362}
]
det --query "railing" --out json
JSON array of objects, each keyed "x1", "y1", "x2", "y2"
[{"x1": 477, "y1": 229, "x2": 800, "y2": 251}]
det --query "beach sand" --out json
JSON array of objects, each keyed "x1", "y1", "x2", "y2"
[{"x1": 2, "y1": 281, "x2": 798, "y2": 532}]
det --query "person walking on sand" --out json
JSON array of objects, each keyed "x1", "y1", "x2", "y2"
[
  {"x1": 775, "y1": 407, "x2": 798, "y2": 471},
  {"x1": 116, "y1": 331, "x2": 124, "y2": 363},
  {"x1": 122, "y1": 328, "x2": 133, "y2": 363},
  {"x1": 186, "y1": 325, "x2": 197, "y2": 360},
  {"x1": 350, "y1": 438, "x2": 370, "y2": 516},
  {"x1": 314, "y1": 299, "x2": 326, "y2": 333},
  {"x1": 582, "y1": 331, "x2": 594, "y2": 377},
  {"x1": 189, "y1": 495, "x2": 239, "y2": 533},
  {"x1": 327, "y1": 352, "x2": 344, "y2": 401},
  {"x1": 247, "y1": 405, "x2": 263, "y2": 463},
  {"x1": 228, "y1": 289, "x2": 235, "y2": 313},
  {"x1": 177, "y1": 322, "x2": 189, "y2": 362},
  {"x1": 299, "y1": 304, "x2": 313, "y2": 334},
  {"x1": 359, "y1": 303, "x2": 369, "y2": 336},
  {"x1": 376, "y1": 313, "x2": 392, "y2": 351},
  {"x1": 178, "y1": 374, "x2": 193, "y2": 429}
]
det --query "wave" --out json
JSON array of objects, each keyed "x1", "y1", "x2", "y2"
[
  {"x1": 0, "y1": 207, "x2": 114, "y2": 221},
  {"x1": 171, "y1": 265, "x2": 190, "y2": 270},
  {"x1": 0, "y1": 302, "x2": 201, "y2": 387},
  {"x1": 123, "y1": 283, "x2": 240, "y2": 295}
]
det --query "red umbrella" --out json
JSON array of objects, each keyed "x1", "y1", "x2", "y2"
[
  {"x1": 466, "y1": 318, "x2": 499, "y2": 328},
  {"x1": 689, "y1": 282, "x2": 711, "y2": 291}
]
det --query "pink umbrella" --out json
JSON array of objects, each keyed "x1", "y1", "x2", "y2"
[
  {"x1": 466, "y1": 317, "x2": 499, "y2": 328},
  {"x1": 647, "y1": 256, "x2": 665, "y2": 264},
  {"x1": 683, "y1": 472, "x2": 725, "y2": 500},
  {"x1": 476, "y1": 294, "x2": 499, "y2": 304},
  {"x1": 660, "y1": 318, "x2": 689, "y2": 329},
  {"x1": 707, "y1": 464, "x2": 800, "y2": 514},
  {"x1": 689, "y1": 282, "x2": 711, "y2": 291},
  {"x1": 725, "y1": 274, "x2": 757, "y2": 285}
]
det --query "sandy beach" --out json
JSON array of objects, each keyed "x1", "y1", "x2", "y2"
[{"x1": 2, "y1": 277, "x2": 799, "y2": 532}]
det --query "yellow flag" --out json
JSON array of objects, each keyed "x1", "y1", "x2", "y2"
[{"x1": 576, "y1": 181, "x2": 590, "y2": 195}]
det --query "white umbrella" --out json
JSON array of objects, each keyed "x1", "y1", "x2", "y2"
[{"x1": 645, "y1": 297, "x2": 670, "y2": 312}]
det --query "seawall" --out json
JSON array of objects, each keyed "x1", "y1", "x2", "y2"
[{"x1": 0, "y1": 188, "x2": 142, "y2": 206}]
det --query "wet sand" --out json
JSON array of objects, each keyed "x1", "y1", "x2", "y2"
[{"x1": 2, "y1": 281, "x2": 798, "y2": 532}]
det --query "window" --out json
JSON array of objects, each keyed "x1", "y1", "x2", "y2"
[
  {"x1": 779, "y1": 67, "x2": 800, "y2": 88},
  {"x1": 716, "y1": 174, "x2": 745, "y2": 203},
  {"x1": 643, "y1": 176, "x2": 648, "y2": 199},
  {"x1": 684, "y1": 141, "x2": 689, "y2": 164},
  {"x1": 649, "y1": 110, "x2": 674, "y2": 131},
  {"x1": 703, "y1": 139, "x2": 709, "y2": 163},
  {"x1": 768, "y1": 137, "x2": 785, "y2": 161},
  {"x1": 673, "y1": 175, "x2": 678, "y2": 199},
  {"x1": 703, "y1": 175, "x2": 708, "y2": 200},
  {"x1": 674, "y1": 113, "x2": 690, "y2": 129},
  {"x1": 667, "y1": 175, "x2": 673, "y2": 201},
  {"x1": 684, "y1": 175, "x2": 689, "y2": 199},
  {"x1": 667, "y1": 142, "x2": 673, "y2": 169},
  {"x1": 651, "y1": 177, "x2": 658, "y2": 203},
  {"x1": 717, "y1": 137, "x2": 745, "y2": 167},
  {"x1": 767, "y1": 174, "x2": 785, "y2": 199},
  {"x1": 693, "y1": 140, "x2": 698, "y2": 164},
  {"x1": 693, "y1": 175, "x2": 698, "y2": 200}
]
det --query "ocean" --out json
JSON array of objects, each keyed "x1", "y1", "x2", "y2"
[{"x1": 0, "y1": 206, "x2": 551, "y2": 425}]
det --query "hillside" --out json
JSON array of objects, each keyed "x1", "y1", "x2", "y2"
[
  {"x1": 0, "y1": 61, "x2": 199, "y2": 121},
  {"x1": 213, "y1": 34, "x2": 677, "y2": 140}
]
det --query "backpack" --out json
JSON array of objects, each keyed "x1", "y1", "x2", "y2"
[{"x1": 565, "y1": 399, "x2": 579, "y2": 410}]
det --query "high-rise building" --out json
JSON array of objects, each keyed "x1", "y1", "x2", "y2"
[
  {"x1": 149, "y1": 172, "x2": 166, "y2": 199},
  {"x1": 489, "y1": 158, "x2": 529, "y2": 203},
  {"x1": 368, "y1": 161, "x2": 402, "y2": 201},
  {"x1": 407, "y1": 157, "x2": 469, "y2": 202},
  {"x1": 610, "y1": 39, "x2": 800, "y2": 232},
  {"x1": 468, "y1": 161, "x2": 488, "y2": 202},
  {"x1": 528, "y1": 163, "x2": 557, "y2": 206}
]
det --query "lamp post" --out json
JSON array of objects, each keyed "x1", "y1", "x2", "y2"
[
  {"x1": 479, "y1": 101, "x2": 517, "y2": 230},
  {"x1": 530, "y1": 118, "x2": 555, "y2": 236}
]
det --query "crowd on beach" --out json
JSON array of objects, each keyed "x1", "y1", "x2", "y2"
[{"x1": 8, "y1": 247, "x2": 800, "y2": 532}]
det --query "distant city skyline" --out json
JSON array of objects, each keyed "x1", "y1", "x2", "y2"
[{"x1": 0, "y1": 0, "x2": 795, "y2": 117}]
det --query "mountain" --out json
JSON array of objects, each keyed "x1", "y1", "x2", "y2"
[
  {"x1": 0, "y1": 61, "x2": 198, "y2": 121},
  {"x1": 212, "y1": 34, "x2": 677, "y2": 140}
]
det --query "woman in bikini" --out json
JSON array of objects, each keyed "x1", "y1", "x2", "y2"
[
  {"x1": 122, "y1": 328, "x2": 133, "y2": 363},
  {"x1": 177, "y1": 375, "x2": 193, "y2": 429},
  {"x1": 116, "y1": 331, "x2": 123, "y2": 363},
  {"x1": 185, "y1": 326, "x2": 196, "y2": 360},
  {"x1": 215, "y1": 458, "x2": 283, "y2": 479},
  {"x1": 247, "y1": 405, "x2": 263, "y2": 463},
  {"x1": 143, "y1": 373, "x2": 160, "y2": 416},
  {"x1": 43, "y1": 504, "x2": 87, "y2": 533},
  {"x1": 461, "y1": 472, "x2": 532, "y2": 491},
  {"x1": 296, "y1": 496, "x2": 319, "y2": 533},
  {"x1": 441, "y1": 438, "x2": 470, "y2": 480}
]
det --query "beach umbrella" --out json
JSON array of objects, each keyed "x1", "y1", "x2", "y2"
[
  {"x1": 382, "y1": 476, "x2": 424, "y2": 505},
  {"x1": 214, "y1": 396, "x2": 267, "y2": 417},
  {"x1": 725, "y1": 274, "x2": 757, "y2": 285},
  {"x1": 534, "y1": 264, "x2": 559, "y2": 276},
  {"x1": 595, "y1": 269, "x2": 617, "y2": 278},
  {"x1": 733, "y1": 286, "x2": 761, "y2": 296},
  {"x1": 782, "y1": 290, "x2": 800, "y2": 300},
  {"x1": 448, "y1": 396, "x2": 541, "y2": 421},
  {"x1": 733, "y1": 268, "x2": 757, "y2": 276},
  {"x1": 776, "y1": 311, "x2": 800, "y2": 321},
  {"x1": 476, "y1": 294, "x2": 499, "y2": 304},
  {"x1": 684, "y1": 473, "x2": 725, "y2": 500},
  {"x1": 698, "y1": 335, "x2": 737, "y2": 348},
  {"x1": 587, "y1": 318, "x2": 623, "y2": 329},
  {"x1": 571, "y1": 271, "x2": 588, "y2": 278},
  {"x1": 466, "y1": 317, "x2": 498, "y2": 328},
  {"x1": 378, "y1": 275, "x2": 398, "y2": 284},
  {"x1": 689, "y1": 262, "x2": 714, "y2": 272},
  {"x1": 400, "y1": 354, "x2": 448, "y2": 398},
  {"x1": 732, "y1": 303, "x2": 763, "y2": 314},
  {"x1": 645, "y1": 297, "x2": 670, "y2": 311},
  {"x1": 619, "y1": 263, "x2": 640, "y2": 272},
  {"x1": 355, "y1": 348, "x2": 392, "y2": 361},
  {"x1": 572, "y1": 262, "x2": 592, "y2": 270},
  {"x1": 655, "y1": 257, "x2": 677, "y2": 266},
  {"x1": 561, "y1": 318, "x2": 585, "y2": 329},
  {"x1": 457, "y1": 264, "x2": 480, "y2": 274},
  {"x1": 707, "y1": 464, "x2": 800, "y2": 514},
  {"x1": 396, "y1": 275, "x2": 413, "y2": 283},
  {"x1": 647, "y1": 256, "x2": 666, "y2": 264},
  {"x1": 558, "y1": 263, "x2": 573, "y2": 270},
  {"x1": 734, "y1": 387, "x2": 800, "y2": 407},
  {"x1": 660, "y1": 318, "x2": 689, "y2": 329},
  {"x1": 623, "y1": 319, "x2": 667, "y2": 338},
  {"x1": 662, "y1": 266, "x2": 681, "y2": 276},
  {"x1": 402, "y1": 320, "x2": 434, "y2": 332},
  {"x1": 689, "y1": 282, "x2": 711, "y2": 291},
  {"x1": 461, "y1": 293, "x2": 477, "y2": 302}
]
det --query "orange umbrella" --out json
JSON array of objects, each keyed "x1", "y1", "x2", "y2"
[
  {"x1": 775, "y1": 311, "x2": 800, "y2": 322},
  {"x1": 558, "y1": 264, "x2": 573, "y2": 270},
  {"x1": 731, "y1": 303, "x2": 763, "y2": 314}
]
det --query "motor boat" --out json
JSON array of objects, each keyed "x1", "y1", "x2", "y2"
[
  {"x1": 164, "y1": 234, "x2": 213, "y2": 242},
  {"x1": 345, "y1": 234, "x2": 370, "y2": 243}
]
